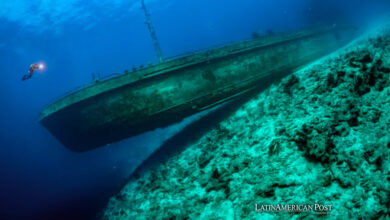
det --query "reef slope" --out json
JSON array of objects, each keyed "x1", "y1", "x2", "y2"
[{"x1": 102, "y1": 25, "x2": 390, "y2": 219}]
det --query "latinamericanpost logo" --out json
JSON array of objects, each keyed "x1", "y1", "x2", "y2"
[{"x1": 255, "y1": 204, "x2": 332, "y2": 215}]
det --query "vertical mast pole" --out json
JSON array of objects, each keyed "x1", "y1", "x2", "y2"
[{"x1": 141, "y1": 0, "x2": 164, "y2": 63}]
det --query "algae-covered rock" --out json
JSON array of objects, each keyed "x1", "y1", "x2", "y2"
[{"x1": 101, "y1": 25, "x2": 390, "y2": 219}]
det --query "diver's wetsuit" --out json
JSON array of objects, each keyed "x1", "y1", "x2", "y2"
[{"x1": 22, "y1": 64, "x2": 39, "y2": 81}]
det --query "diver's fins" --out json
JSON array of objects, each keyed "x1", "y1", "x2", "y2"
[{"x1": 21, "y1": 75, "x2": 30, "y2": 81}]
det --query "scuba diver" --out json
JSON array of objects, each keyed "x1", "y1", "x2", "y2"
[{"x1": 22, "y1": 63, "x2": 43, "y2": 81}]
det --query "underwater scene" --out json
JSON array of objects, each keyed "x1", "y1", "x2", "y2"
[{"x1": 1, "y1": 0, "x2": 390, "y2": 219}]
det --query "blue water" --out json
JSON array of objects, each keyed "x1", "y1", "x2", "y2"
[{"x1": 0, "y1": 0, "x2": 389, "y2": 219}]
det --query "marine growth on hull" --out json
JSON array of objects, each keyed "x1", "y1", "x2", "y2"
[
  {"x1": 39, "y1": 25, "x2": 353, "y2": 152},
  {"x1": 101, "y1": 24, "x2": 390, "y2": 219}
]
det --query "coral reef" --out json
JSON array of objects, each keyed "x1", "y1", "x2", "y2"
[{"x1": 101, "y1": 25, "x2": 390, "y2": 219}]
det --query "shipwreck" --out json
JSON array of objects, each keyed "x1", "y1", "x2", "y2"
[{"x1": 40, "y1": 2, "x2": 355, "y2": 151}]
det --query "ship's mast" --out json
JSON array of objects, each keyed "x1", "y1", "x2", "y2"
[{"x1": 141, "y1": 0, "x2": 164, "y2": 63}]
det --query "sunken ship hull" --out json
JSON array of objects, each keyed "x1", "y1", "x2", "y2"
[{"x1": 40, "y1": 25, "x2": 354, "y2": 152}]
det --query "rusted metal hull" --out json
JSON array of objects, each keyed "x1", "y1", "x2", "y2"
[{"x1": 40, "y1": 25, "x2": 354, "y2": 151}]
